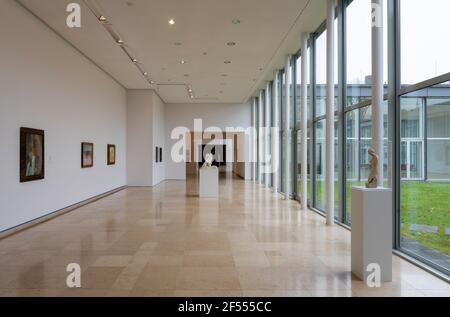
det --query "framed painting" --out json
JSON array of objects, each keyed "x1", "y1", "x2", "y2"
[
  {"x1": 20, "y1": 127, "x2": 45, "y2": 183},
  {"x1": 107, "y1": 144, "x2": 116, "y2": 165},
  {"x1": 81, "y1": 142, "x2": 94, "y2": 168}
]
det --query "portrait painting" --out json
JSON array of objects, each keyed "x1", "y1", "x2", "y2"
[
  {"x1": 107, "y1": 144, "x2": 116, "y2": 165},
  {"x1": 81, "y1": 142, "x2": 94, "y2": 168},
  {"x1": 20, "y1": 127, "x2": 45, "y2": 182}
]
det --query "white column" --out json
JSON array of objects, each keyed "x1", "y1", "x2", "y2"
[
  {"x1": 259, "y1": 90, "x2": 265, "y2": 185},
  {"x1": 326, "y1": 0, "x2": 335, "y2": 225},
  {"x1": 372, "y1": 0, "x2": 384, "y2": 187},
  {"x1": 301, "y1": 34, "x2": 309, "y2": 210},
  {"x1": 265, "y1": 83, "x2": 271, "y2": 189},
  {"x1": 284, "y1": 55, "x2": 292, "y2": 200},
  {"x1": 272, "y1": 71, "x2": 280, "y2": 193}
]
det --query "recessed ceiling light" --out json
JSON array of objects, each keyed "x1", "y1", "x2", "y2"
[
  {"x1": 227, "y1": 42, "x2": 236, "y2": 46},
  {"x1": 180, "y1": 60, "x2": 186, "y2": 64},
  {"x1": 132, "y1": 58, "x2": 138, "y2": 63},
  {"x1": 219, "y1": 91, "x2": 223, "y2": 94},
  {"x1": 221, "y1": 74, "x2": 228, "y2": 77},
  {"x1": 203, "y1": 52, "x2": 208, "y2": 56},
  {"x1": 150, "y1": 80, "x2": 155, "y2": 84},
  {"x1": 169, "y1": 19, "x2": 175, "y2": 25},
  {"x1": 259, "y1": 68, "x2": 263, "y2": 71},
  {"x1": 174, "y1": 42, "x2": 182, "y2": 46},
  {"x1": 143, "y1": 72, "x2": 148, "y2": 76},
  {"x1": 232, "y1": 19, "x2": 241, "y2": 25},
  {"x1": 184, "y1": 74, "x2": 190, "y2": 77},
  {"x1": 98, "y1": 16, "x2": 107, "y2": 22},
  {"x1": 224, "y1": 60, "x2": 231, "y2": 64},
  {"x1": 117, "y1": 39, "x2": 124, "y2": 45}
]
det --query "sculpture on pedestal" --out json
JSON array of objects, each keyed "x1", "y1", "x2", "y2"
[
  {"x1": 202, "y1": 153, "x2": 214, "y2": 168},
  {"x1": 366, "y1": 148, "x2": 379, "y2": 189}
]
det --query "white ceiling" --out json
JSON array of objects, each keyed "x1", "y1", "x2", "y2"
[{"x1": 17, "y1": 0, "x2": 326, "y2": 104}]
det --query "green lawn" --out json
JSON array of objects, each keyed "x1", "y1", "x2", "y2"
[
  {"x1": 297, "y1": 179, "x2": 450, "y2": 255},
  {"x1": 400, "y1": 182, "x2": 450, "y2": 255}
]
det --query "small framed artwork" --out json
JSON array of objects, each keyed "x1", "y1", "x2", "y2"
[
  {"x1": 156, "y1": 147, "x2": 159, "y2": 163},
  {"x1": 159, "y1": 147, "x2": 163, "y2": 163},
  {"x1": 107, "y1": 144, "x2": 116, "y2": 165},
  {"x1": 81, "y1": 142, "x2": 94, "y2": 168},
  {"x1": 20, "y1": 127, "x2": 45, "y2": 183}
]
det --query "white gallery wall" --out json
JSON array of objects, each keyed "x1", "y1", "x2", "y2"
[
  {"x1": 0, "y1": 0, "x2": 127, "y2": 232},
  {"x1": 164, "y1": 102, "x2": 253, "y2": 180},
  {"x1": 127, "y1": 90, "x2": 166, "y2": 186}
]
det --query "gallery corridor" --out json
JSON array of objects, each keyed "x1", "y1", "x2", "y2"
[{"x1": 0, "y1": 178, "x2": 448, "y2": 297}]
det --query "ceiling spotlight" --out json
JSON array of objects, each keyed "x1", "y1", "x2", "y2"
[
  {"x1": 180, "y1": 60, "x2": 186, "y2": 64},
  {"x1": 227, "y1": 42, "x2": 236, "y2": 46},
  {"x1": 224, "y1": 60, "x2": 231, "y2": 64},
  {"x1": 169, "y1": 19, "x2": 175, "y2": 25},
  {"x1": 132, "y1": 58, "x2": 138, "y2": 63},
  {"x1": 98, "y1": 15, "x2": 107, "y2": 22},
  {"x1": 232, "y1": 19, "x2": 241, "y2": 25},
  {"x1": 117, "y1": 39, "x2": 124, "y2": 45},
  {"x1": 143, "y1": 72, "x2": 148, "y2": 76}
]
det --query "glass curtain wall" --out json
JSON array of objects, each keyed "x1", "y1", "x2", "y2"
[
  {"x1": 397, "y1": 0, "x2": 450, "y2": 274},
  {"x1": 257, "y1": 0, "x2": 450, "y2": 276},
  {"x1": 295, "y1": 55, "x2": 302, "y2": 199}
]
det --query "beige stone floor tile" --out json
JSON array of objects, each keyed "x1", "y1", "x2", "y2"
[
  {"x1": 183, "y1": 255, "x2": 235, "y2": 267},
  {"x1": 176, "y1": 267, "x2": 241, "y2": 291},
  {"x1": 147, "y1": 255, "x2": 183, "y2": 267},
  {"x1": 82, "y1": 267, "x2": 124, "y2": 289},
  {"x1": 133, "y1": 266, "x2": 180, "y2": 290},
  {"x1": 174, "y1": 290, "x2": 243, "y2": 297},
  {"x1": 233, "y1": 255, "x2": 270, "y2": 267},
  {"x1": 242, "y1": 290, "x2": 311, "y2": 297},
  {"x1": 420, "y1": 290, "x2": 450, "y2": 297},
  {"x1": 0, "y1": 178, "x2": 447, "y2": 297},
  {"x1": 129, "y1": 290, "x2": 175, "y2": 297}
]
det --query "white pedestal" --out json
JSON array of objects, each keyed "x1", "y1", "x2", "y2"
[
  {"x1": 199, "y1": 167, "x2": 219, "y2": 198},
  {"x1": 351, "y1": 187, "x2": 392, "y2": 282}
]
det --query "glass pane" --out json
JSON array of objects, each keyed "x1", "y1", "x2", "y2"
[
  {"x1": 314, "y1": 120, "x2": 326, "y2": 211},
  {"x1": 296, "y1": 56, "x2": 302, "y2": 127},
  {"x1": 315, "y1": 31, "x2": 326, "y2": 117},
  {"x1": 345, "y1": 109, "x2": 360, "y2": 224},
  {"x1": 346, "y1": 0, "x2": 388, "y2": 107},
  {"x1": 345, "y1": 103, "x2": 389, "y2": 224},
  {"x1": 297, "y1": 131, "x2": 302, "y2": 197},
  {"x1": 400, "y1": 81, "x2": 450, "y2": 272},
  {"x1": 401, "y1": 0, "x2": 450, "y2": 85}
]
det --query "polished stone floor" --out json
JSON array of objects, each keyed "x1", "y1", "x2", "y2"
[{"x1": 0, "y1": 176, "x2": 448, "y2": 297}]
